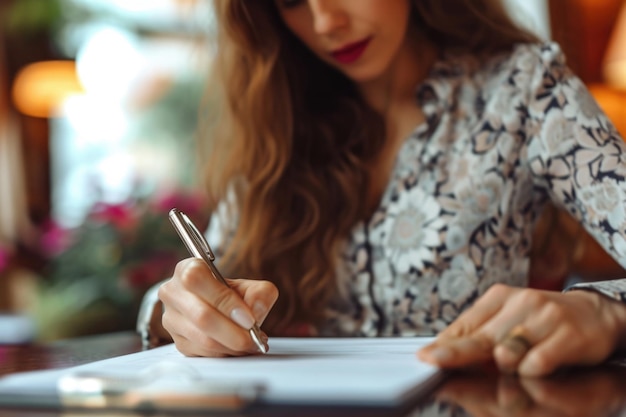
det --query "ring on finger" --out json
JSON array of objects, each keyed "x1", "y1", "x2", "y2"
[{"x1": 500, "y1": 325, "x2": 532, "y2": 355}]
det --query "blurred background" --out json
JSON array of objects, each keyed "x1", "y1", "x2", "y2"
[
  {"x1": 0, "y1": 0, "x2": 625, "y2": 342},
  {"x1": 0, "y1": 0, "x2": 213, "y2": 341}
]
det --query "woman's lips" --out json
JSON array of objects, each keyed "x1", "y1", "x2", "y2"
[{"x1": 330, "y1": 38, "x2": 371, "y2": 64}]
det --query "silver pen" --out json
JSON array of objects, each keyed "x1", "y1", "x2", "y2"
[{"x1": 168, "y1": 208, "x2": 267, "y2": 354}]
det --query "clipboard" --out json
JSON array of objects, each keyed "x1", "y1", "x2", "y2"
[{"x1": 57, "y1": 362, "x2": 264, "y2": 412}]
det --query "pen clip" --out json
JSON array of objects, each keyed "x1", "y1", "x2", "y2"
[{"x1": 169, "y1": 208, "x2": 215, "y2": 261}]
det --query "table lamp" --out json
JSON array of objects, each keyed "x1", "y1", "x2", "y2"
[
  {"x1": 604, "y1": 0, "x2": 626, "y2": 90},
  {"x1": 591, "y1": 0, "x2": 626, "y2": 137},
  {"x1": 11, "y1": 60, "x2": 83, "y2": 118}
]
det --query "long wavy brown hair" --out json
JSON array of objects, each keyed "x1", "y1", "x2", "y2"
[{"x1": 202, "y1": 0, "x2": 539, "y2": 334}]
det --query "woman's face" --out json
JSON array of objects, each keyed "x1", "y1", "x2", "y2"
[{"x1": 274, "y1": 0, "x2": 412, "y2": 85}]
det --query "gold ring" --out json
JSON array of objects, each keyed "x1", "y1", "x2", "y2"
[{"x1": 501, "y1": 325, "x2": 532, "y2": 354}]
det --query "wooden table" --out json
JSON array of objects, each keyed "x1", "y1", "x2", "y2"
[
  {"x1": 0, "y1": 332, "x2": 142, "y2": 376},
  {"x1": 1, "y1": 332, "x2": 626, "y2": 416}
]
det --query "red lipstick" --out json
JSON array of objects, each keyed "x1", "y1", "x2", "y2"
[{"x1": 331, "y1": 38, "x2": 371, "y2": 64}]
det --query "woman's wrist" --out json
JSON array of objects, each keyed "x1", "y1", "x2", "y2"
[
  {"x1": 597, "y1": 293, "x2": 626, "y2": 351},
  {"x1": 572, "y1": 290, "x2": 626, "y2": 351},
  {"x1": 136, "y1": 280, "x2": 173, "y2": 349},
  {"x1": 610, "y1": 299, "x2": 626, "y2": 350},
  {"x1": 565, "y1": 279, "x2": 626, "y2": 350}
]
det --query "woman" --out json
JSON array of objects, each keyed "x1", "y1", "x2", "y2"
[{"x1": 155, "y1": 0, "x2": 626, "y2": 376}]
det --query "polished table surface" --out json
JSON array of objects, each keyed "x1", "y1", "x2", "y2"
[{"x1": 1, "y1": 332, "x2": 626, "y2": 417}]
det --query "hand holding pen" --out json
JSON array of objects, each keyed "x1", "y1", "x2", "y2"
[{"x1": 158, "y1": 208, "x2": 278, "y2": 357}]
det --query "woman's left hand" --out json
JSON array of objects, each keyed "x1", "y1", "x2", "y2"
[{"x1": 417, "y1": 284, "x2": 626, "y2": 376}]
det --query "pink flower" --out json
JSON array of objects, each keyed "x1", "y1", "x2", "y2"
[
  {"x1": 124, "y1": 252, "x2": 179, "y2": 290},
  {"x1": 151, "y1": 189, "x2": 207, "y2": 216},
  {"x1": 90, "y1": 202, "x2": 137, "y2": 231},
  {"x1": 0, "y1": 245, "x2": 11, "y2": 274},
  {"x1": 39, "y1": 221, "x2": 73, "y2": 258}
]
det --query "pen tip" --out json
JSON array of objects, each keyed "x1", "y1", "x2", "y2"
[{"x1": 249, "y1": 327, "x2": 267, "y2": 354}]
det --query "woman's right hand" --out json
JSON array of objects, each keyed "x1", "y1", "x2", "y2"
[{"x1": 158, "y1": 258, "x2": 279, "y2": 357}]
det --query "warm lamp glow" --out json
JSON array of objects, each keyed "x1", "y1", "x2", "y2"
[
  {"x1": 12, "y1": 61, "x2": 84, "y2": 118},
  {"x1": 589, "y1": 84, "x2": 626, "y2": 137},
  {"x1": 604, "y1": 1, "x2": 626, "y2": 89}
]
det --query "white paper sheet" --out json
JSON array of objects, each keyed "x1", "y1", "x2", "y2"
[{"x1": 0, "y1": 337, "x2": 442, "y2": 407}]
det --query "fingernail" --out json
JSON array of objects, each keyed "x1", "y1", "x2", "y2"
[
  {"x1": 252, "y1": 301, "x2": 267, "y2": 322},
  {"x1": 427, "y1": 347, "x2": 454, "y2": 364},
  {"x1": 231, "y1": 308, "x2": 255, "y2": 329}
]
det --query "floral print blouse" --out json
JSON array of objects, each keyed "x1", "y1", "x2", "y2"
[{"x1": 207, "y1": 42, "x2": 626, "y2": 337}]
